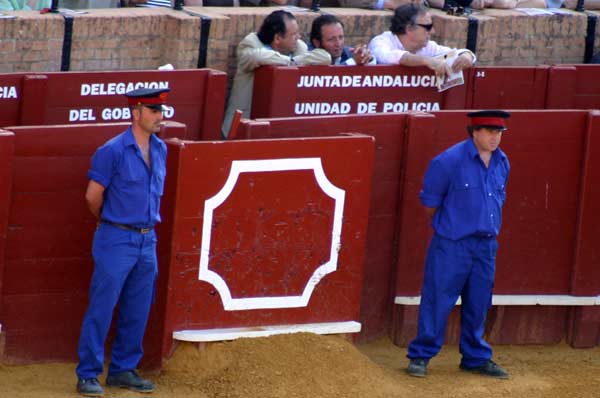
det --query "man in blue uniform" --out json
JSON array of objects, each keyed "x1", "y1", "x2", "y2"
[
  {"x1": 406, "y1": 110, "x2": 511, "y2": 379},
  {"x1": 76, "y1": 88, "x2": 169, "y2": 396}
]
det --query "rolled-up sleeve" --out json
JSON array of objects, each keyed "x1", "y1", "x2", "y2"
[
  {"x1": 87, "y1": 145, "x2": 114, "y2": 189},
  {"x1": 419, "y1": 157, "x2": 449, "y2": 208}
]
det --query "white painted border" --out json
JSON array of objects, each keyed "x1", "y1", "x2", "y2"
[
  {"x1": 173, "y1": 321, "x2": 361, "y2": 342},
  {"x1": 199, "y1": 158, "x2": 345, "y2": 311},
  {"x1": 395, "y1": 295, "x2": 600, "y2": 306}
]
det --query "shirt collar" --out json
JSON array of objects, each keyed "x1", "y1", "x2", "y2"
[
  {"x1": 124, "y1": 126, "x2": 161, "y2": 149},
  {"x1": 123, "y1": 127, "x2": 137, "y2": 147}
]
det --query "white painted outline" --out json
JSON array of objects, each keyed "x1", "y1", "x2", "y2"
[
  {"x1": 199, "y1": 158, "x2": 345, "y2": 311},
  {"x1": 395, "y1": 295, "x2": 600, "y2": 306},
  {"x1": 173, "y1": 321, "x2": 361, "y2": 342}
]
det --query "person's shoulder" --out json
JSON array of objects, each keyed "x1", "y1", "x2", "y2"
[
  {"x1": 435, "y1": 139, "x2": 468, "y2": 163},
  {"x1": 239, "y1": 32, "x2": 261, "y2": 48},
  {"x1": 96, "y1": 128, "x2": 130, "y2": 154},
  {"x1": 294, "y1": 39, "x2": 309, "y2": 53}
]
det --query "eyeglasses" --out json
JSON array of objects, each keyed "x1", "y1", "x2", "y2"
[{"x1": 415, "y1": 23, "x2": 434, "y2": 31}]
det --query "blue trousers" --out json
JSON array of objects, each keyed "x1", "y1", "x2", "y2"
[
  {"x1": 76, "y1": 223, "x2": 158, "y2": 379},
  {"x1": 407, "y1": 233, "x2": 497, "y2": 367}
]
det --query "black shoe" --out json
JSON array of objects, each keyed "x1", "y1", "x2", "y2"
[
  {"x1": 460, "y1": 360, "x2": 509, "y2": 379},
  {"x1": 407, "y1": 358, "x2": 428, "y2": 377},
  {"x1": 106, "y1": 370, "x2": 155, "y2": 393},
  {"x1": 76, "y1": 378, "x2": 104, "y2": 397}
]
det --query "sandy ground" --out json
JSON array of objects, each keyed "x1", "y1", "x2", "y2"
[{"x1": 0, "y1": 333, "x2": 599, "y2": 398}]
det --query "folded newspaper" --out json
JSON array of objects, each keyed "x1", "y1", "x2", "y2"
[{"x1": 435, "y1": 49, "x2": 464, "y2": 93}]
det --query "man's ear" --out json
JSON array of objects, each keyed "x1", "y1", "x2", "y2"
[
  {"x1": 311, "y1": 38, "x2": 320, "y2": 48},
  {"x1": 131, "y1": 106, "x2": 141, "y2": 121}
]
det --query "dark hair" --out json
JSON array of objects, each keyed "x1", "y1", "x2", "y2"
[
  {"x1": 310, "y1": 14, "x2": 344, "y2": 44},
  {"x1": 390, "y1": 4, "x2": 429, "y2": 35},
  {"x1": 257, "y1": 10, "x2": 296, "y2": 45}
]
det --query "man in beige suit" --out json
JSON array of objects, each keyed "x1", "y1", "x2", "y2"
[{"x1": 221, "y1": 10, "x2": 331, "y2": 138}]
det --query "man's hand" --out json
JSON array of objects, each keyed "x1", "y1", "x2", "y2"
[
  {"x1": 451, "y1": 52, "x2": 474, "y2": 73},
  {"x1": 350, "y1": 44, "x2": 373, "y2": 66},
  {"x1": 425, "y1": 57, "x2": 452, "y2": 80}
]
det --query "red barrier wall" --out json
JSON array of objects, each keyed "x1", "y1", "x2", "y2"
[
  {"x1": 238, "y1": 114, "x2": 408, "y2": 342},
  {"x1": 252, "y1": 65, "x2": 469, "y2": 119},
  {"x1": 239, "y1": 111, "x2": 600, "y2": 348},
  {"x1": 251, "y1": 65, "x2": 600, "y2": 122},
  {"x1": 0, "y1": 75, "x2": 25, "y2": 128},
  {"x1": 158, "y1": 136, "x2": 375, "y2": 362},
  {"x1": 0, "y1": 122, "x2": 186, "y2": 363},
  {"x1": 546, "y1": 65, "x2": 600, "y2": 110},
  {"x1": 0, "y1": 131, "x2": 15, "y2": 332},
  {"x1": 0, "y1": 69, "x2": 226, "y2": 141},
  {"x1": 467, "y1": 66, "x2": 548, "y2": 109}
]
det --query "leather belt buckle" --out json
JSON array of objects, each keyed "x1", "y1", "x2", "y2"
[{"x1": 140, "y1": 227, "x2": 151, "y2": 234}]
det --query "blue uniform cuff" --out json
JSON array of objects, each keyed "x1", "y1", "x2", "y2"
[
  {"x1": 88, "y1": 170, "x2": 109, "y2": 188},
  {"x1": 374, "y1": 0, "x2": 384, "y2": 9},
  {"x1": 419, "y1": 192, "x2": 443, "y2": 208}
]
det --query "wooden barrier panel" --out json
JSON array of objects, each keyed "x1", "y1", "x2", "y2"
[
  {"x1": 467, "y1": 66, "x2": 549, "y2": 109},
  {"x1": 0, "y1": 74, "x2": 25, "y2": 128},
  {"x1": 546, "y1": 65, "x2": 600, "y2": 110},
  {"x1": 252, "y1": 65, "x2": 600, "y2": 121},
  {"x1": 252, "y1": 65, "x2": 469, "y2": 119},
  {"x1": 0, "y1": 69, "x2": 226, "y2": 141},
  {"x1": 158, "y1": 136, "x2": 374, "y2": 362},
  {"x1": 0, "y1": 131, "x2": 15, "y2": 328},
  {"x1": 0, "y1": 122, "x2": 185, "y2": 362},
  {"x1": 237, "y1": 110, "x2": 600, "y2": 348},
  {"x1": 238, "y1": 114, "x2": 408, "y2": 341}
]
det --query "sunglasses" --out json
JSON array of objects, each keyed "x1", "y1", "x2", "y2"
[{"x1": 415, "y1": 23, "x2": 434, "y2": 31}]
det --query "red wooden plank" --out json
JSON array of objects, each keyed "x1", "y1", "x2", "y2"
[
  {"x1": 0, "y1": 132, "x2": 15, "y2": 311},
  {"x1": 252, "y1": 65, "x2": 466, "y2": 119},
  {"x1": 571, "y1": 111, "x2": 600, "y2": 296},
  {"x1": 160, "y1": 136, "x2": 374, "y2": 357},
  {"x1": 470, "y1": 66, "x2": 549, "y2": 109},
  {"x1": 19, "y1": 70, "x2": 225, "y2": 141},
  {"x1": 3, "y1": 258, "x2": 92, "y2": 295},
  {"x1": 11, "y1": 157, "x2": 90, "y2": 192},
  {"x1": 9, "y1": 123, "x2": 124, "y2": 157},
  {"x1": 5, "y1": 223, "x2": 95, "y2": 260},
  {"x1": 0, "y1": 74, "x2": 24, "y2": 127},
  {"x1": 2, "y1": 292, "x2": 88, "y2": 331}
]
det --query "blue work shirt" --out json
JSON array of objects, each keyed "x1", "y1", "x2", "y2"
[
  {"x1": 419, "y1": 138, "x2": 509, "y2": 240},
  {"x1": 88, "y1": 127, "x2": 167, "y2": 228}
]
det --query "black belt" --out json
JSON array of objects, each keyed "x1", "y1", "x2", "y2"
[
  {"x1": 101, "y1": 220, "x2": 153, "y2": 234},
  {"x1": 473, "y1": 232, "x2": 494, "y2": 238}
]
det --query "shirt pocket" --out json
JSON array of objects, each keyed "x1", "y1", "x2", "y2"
[
  {"x1": 492, "y1": 171, "x2": 507, "y2": 204},
  {"x1": 152, "y1": 168, "x2": 166, "y2": 196},
  {"x1": 119, "y1": 156, "x2": 146, "y2": 185},
  {"x1": 451, "y1": 177, "x2": 482, "y2": 210}
]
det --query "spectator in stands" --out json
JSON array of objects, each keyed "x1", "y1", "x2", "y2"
[
  {"x1": 310, "y1": 14, "x2": 375, "y2": 65},
  {"x1": 75, "y1": 88, "x2": 168, "y2": 397},
  {"x1": 407, "y1": 110, "x2": 512, "y2": 380},
  {"x1": 0, "y1": 0, "x2": 49, "y2": 10},
  {"x1": 368, "y1": 4, "x2": 475, "y2": 80},
  {"x1": 337, "y1": 0, "x2": 415, "y2": 11},
  {"x1": 221, "y1": 10, "x2": 330, "y2": 137}
]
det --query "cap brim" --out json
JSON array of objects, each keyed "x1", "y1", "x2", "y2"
[
  {"x1": 144, "y1": 104, "x2": 166, "y2": 111},
  {"x1": 475, "y1": 125, "x2": 507, "y2": 131}
]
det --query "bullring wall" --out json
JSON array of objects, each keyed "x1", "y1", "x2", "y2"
[{"x1": 0, "y1": 7, "x2": 597, "y2": 77}]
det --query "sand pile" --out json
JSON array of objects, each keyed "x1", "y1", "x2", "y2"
[{"x1": 159, "y1": 332, "x2": 407, "y2": 398}]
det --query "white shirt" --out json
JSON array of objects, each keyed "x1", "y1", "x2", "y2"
[{"x1": 368, "y1": 31, "x2": 475, "y2": 65}]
